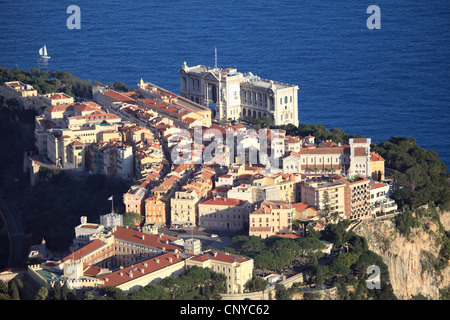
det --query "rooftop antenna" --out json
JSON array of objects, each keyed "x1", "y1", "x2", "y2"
[{"x1": 215, "y1": 46, "x2": 218, "y2": 70}]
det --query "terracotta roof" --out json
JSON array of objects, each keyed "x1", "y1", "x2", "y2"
[
  {"x1": 370, "y1": 183, "x2": 388, "y2": 190},
  {"x1": 351, "y1": 138, "x2": 368, "y2": 144},
  {"x1": 370, "y1": 152, "x2": 385, "y2": 162},
  {"x1": 46, "y1": 104, "x2": 74, "y2": 113},
  {"x1": 249, "y1": 226, "x2": 271, "y2": 232},
  {"x1": 319, "y1": 141, "x2": 338, "y2": 147},
  {"x1": 61, "y1": 239, "x2": 107, "y2": 262},
  {"x1": 112, "y1": 226, "x2": 181, "y2": 252},
  {"x1": 99, "y1": 252, "x2": 184, "y2": 287},
  {"x1": 104, "y1": 90, "x2": 136, "y2": 103},
  {"x1": 200, "y1": 197, "x2": 247, "y2": 207},
  {"x1": 292, "y1": 202, "x2": 315, "y2": 212},
  {"x1": 275, "y1": 234, "x2": 300, "y2": 239},
  {"x1": 190, "y1": 251, "x2": 249, "y2": 264},
  {"x1": 299, "y1": 146, "x2": 350, "y2": 155},
  {"x1": 354, "y1": 147, "x2": 367, "y2": 157}
]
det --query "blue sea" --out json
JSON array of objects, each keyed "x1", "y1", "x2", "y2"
[{"x1": 1, "y1": 1, "x2": 449, "y2": 169}]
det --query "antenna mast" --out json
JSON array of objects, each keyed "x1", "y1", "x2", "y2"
[{"x1": 215, "y1": 46, "x2": 217, "y2": 69}]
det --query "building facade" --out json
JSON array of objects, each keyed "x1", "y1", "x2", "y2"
[
  {"x1": 186, "y1": 251, "x2": 254, "y2": 294},
  {"x1": 123, "y1": 185, "x2": 148, "y2": 217},
  {"x1": 249, "y1": 201, "x2": 295, "y2": 238},
  {"x1": 198, "y1": 197, "x2": 250, "y2": 232},
  {"x1": 179, "y1": 62, "x2": 299, "y2": 126},
  {"x1": 170, "y1": 190, "x2": 200, "y2": 229}
]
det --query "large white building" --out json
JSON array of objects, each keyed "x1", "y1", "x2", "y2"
[
  {"x1": 282, "y1": 138, "x2": 372, "y2": 177},
  {"x1": 179, "y1": 62, "x2": 299, "y2": 126}
]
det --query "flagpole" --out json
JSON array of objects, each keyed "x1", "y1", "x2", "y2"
[{"x1": 109, "y1": 195, "x2": 114, "y2": 213}]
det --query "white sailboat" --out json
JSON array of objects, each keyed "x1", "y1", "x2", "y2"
[{"x1": 39, "y1": 45, "x2": 51, "y2": 60}]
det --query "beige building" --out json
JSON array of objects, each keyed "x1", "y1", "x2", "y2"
[
  {"x1": 227, "y1": 173, "x2": 295, "y2": 204},
  {"x1": 40, "y1": 92, "x2": 74, "y2": 107},
  {"x1": 282, "y1": 138, "x2": 372, "y2": 177},
  {"x1": 249, "y1": 200, "x2": 295, "y2": 238},
  {"x1": 300, "y1": 178, "x2": 346, "y2": 218},
  {"x1": 370, "y1": 152, "x2": 385, "y2": 181},
  {"x1": 170, "y1": 189, "x2": 200, "y2": 229},
  {"x1": 3, "y1": 81, "x2": 38, "y2": 98},
  {"x1": 45, "y1": 122, "x2": 121, "y2": 168},
  {"x1": 99, "y1": 251, "x2": 185, "y2": 295},
  {"x1": 198, "y1": 197, "x2": 250, "y2": 232},
  {"x1": 186, "y1": 251, "x2": 254, "y2": 294},
  {"x1": 179, "y1": 63, "x2": 299, "y2": 126}
]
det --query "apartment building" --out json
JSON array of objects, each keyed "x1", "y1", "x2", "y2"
[
  {"x1": 198, "y1": 197, "x2": 250, "y2": 232},
  {"x1": 144, "y1": 195, "x2": 166, "y2": 225},
  {"x1": 86, "y1": 141, "x2": 134, "y2": 180},
  {"x1": 170, "y1": 190, "x2": 200, "y2": 229},
  {"x1": 300, "y1": 178, "x2": 346, "y2": 218},
  {"x1": 249, "y1": 200, "x2": 295, "y2": 239},
  {"x1": 227, "y1": 173, "x2": 296, "y2": 204},
  {"x1": 282, "y1": 138, "x2": 372, "y2": 177},
  {"x1": 123, "y1": 185, "x2": 148, "y2": 217},
  {"x1": 370, "y1": 182, "x2": 397, "y2": 215},
  {"x1": 341, "y1": 176, "x2": 371, "y2": 220}
]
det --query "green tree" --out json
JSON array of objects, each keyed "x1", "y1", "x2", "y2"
[
  {"x1": 52, "y1": 281, "x2": 62, "y2": 300},
  {"x1": 84, "y1": 291, "x2": 96, "y2": 300},
  {"x1": 123, "y1": 211, "x2": 143, "y2": 228},
  {"x1": 246, "y1": 277, "x2": 268, "y2": 292},
  {"x1": 274, "y1": 284, "x2": 291, "y2": 300},
  {"x1": 321, "y1": 191, "x2": 331, "y2": 218},
  {"x1": 99, "y1": 286, "x2": 127, "y2": 300},
  {"x1": 35, "y1": 286, "x2": 48, "y2": 300},
  {"x1": 129, "y1": 284, "x2": 169, "y2": 300}
]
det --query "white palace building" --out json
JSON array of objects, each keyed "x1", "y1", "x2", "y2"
[{"x1": 179, "y1": 62, "x2": 299, "y2": 126}]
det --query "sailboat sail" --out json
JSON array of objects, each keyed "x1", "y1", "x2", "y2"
[{"x1": 39, "y1": 45, "x2": 48, "y2": 57}]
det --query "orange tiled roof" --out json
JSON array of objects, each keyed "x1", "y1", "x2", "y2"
[
  {"x1": 200, "y1": 197, "x2": 247, "y2": 207},
  {"x1": 190, "y1": 251, "x2": 249, "y2": 264},
  {"x1": 61, "y1": 239, "x2": 107, "y2": 262},
  {"x1": 98, "y1": 252, "x2": 184, "y2": 287},
  {"x1": 370, "y1": 152, "x2": 385, "y2": 162},
  {"x1": 112, "y1": 226, "x2": 181, "y2": 252}
]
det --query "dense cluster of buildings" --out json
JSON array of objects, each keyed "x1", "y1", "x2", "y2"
[
  {"x1": 2, "y1": 63, "x2": 398, "y2": 297},
  {"x1": 26, "y1": 215, "x2": 253, "y2": 296}
]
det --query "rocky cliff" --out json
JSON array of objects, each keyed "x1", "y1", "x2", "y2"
[{"x1": 355, "y1": 210, "x2": 450, "y2": 300}]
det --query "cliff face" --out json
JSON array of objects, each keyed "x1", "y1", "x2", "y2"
[{"x1": 355, "y1": 211, "x2": 450, "y2": 300}]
